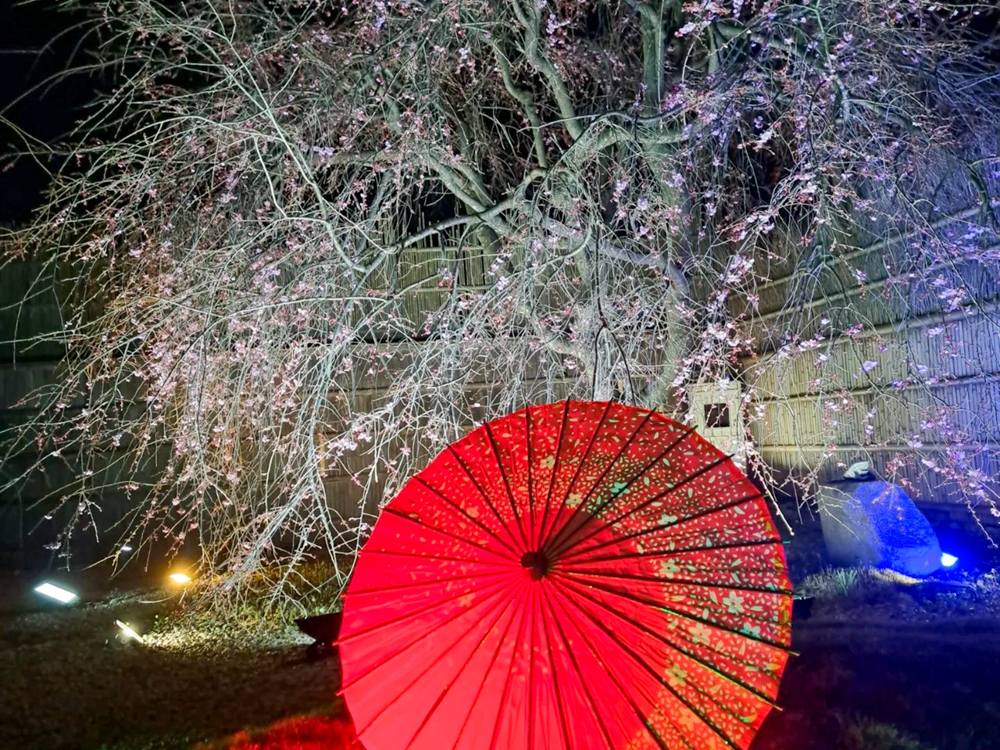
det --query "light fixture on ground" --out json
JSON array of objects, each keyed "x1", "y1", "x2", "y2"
[
  {"x1": 940, "y1": 552, "x2": 959, "y2": 568},
  {"x1": 168, "y1": 572, "x2": 192, "y2": 585},
  {"x1": 115, "y1": 620, "x2": 145, "y2": 644},
  {"x1": 34, "y1": 582, "x2": 78, "y2": 604}
]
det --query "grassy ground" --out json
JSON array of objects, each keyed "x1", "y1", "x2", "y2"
[
  {"x1": 2, "y1": 566, "x2": 999, "y2": 750},
  {"x1": 757, "y1": 611, "x2": 1000, "y2": 750},
  {"x1": 0, "y1": 584, "x2": 337, "y2": 750}
]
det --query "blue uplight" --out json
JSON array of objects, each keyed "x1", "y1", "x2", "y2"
[{"x1": 940, "y1": 552, "x2": 959, "y2": 568}]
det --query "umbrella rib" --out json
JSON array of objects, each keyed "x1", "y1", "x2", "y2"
[
  {"x1": 535, "y1": 400, "x2": 571, "y2": 548},
  {"x1": 549, "y1": 577, "x2": 743, "y2": 750},
  {"x1": 538, "y1": 585, "x2": 620, "y2": 750},
  {"x1": 543, "y1": 406, "x2": 659, "y2": 557},
  {"x1": 549, "y1": 452, "x2": 740, "y2": 561},
  {"x1": 564, "y1": 563, "x2": 791, "y2": 591},
  {"x1": 338, "y1": 573, "x2": 514, "y2": 652},
  {"x1": 537, "y1": 400, "x2": 614, "y2": 554},
  {"x1": 565, "y1": 561, "x2": 788, "y2": 583},
  {"x1": 537, "y1": 584, "x2": 575, "y2": 750},
  {"x1": 545, "y1": 580, "x2": 694, "y2": 750},
  {"x1": 487, "y1": 584, "x2": 533, "y2": 750},
  {"x1": 402, "y1": 589, "x2": 522, "y2": 750},
  {"x1": 343, "y1": 569, "x2": 516, "y2": 598},
  {"x1": 526, "y1": 405, "x2": 536, "y2": 550},
  {"x1": 558, "y1": 493, "x2": 769, "y2": 564},
  {"x1": 527, "y1": 584, "x2": 538, "y2": 750},
  {"x1": 554, "y1": 570, "x2": 793, "y2": 650},
  {"x1": 559, "y1": 568, "x2": 794, "y2": 597},
  {"x1": 483, "y1": 420, "x2": 530, "y2": 552},
  {"x1": 555, "y1": 574, "x2": 789, "y2": 692},
  {"x1": 560, "y1": 535, "x2": 780, "y2": 567},
  {"x1": 413, "y1": 475, "x2": 522, "y2": 558},
  {"x1": 553, "y1": 573, "x2": 783, "y2": 708},
  {"x1": 382, "y1": 507, "x2": 516, "y2": 563},
  {"x1": 449, "y1": 582, "x2": 526, "y2": 750},
  {"x1": 448, "y1": 444, "x2": 527, "y2": 554},
  {"x1": 546, "y1": 420, "x2": 694, "y2": 558},
  {"x1": 351, "y1": 578, "x2": 521, "y2": 738},
  {"x1": 358, "y1": 547, "x2": 515, "y2": 567}
]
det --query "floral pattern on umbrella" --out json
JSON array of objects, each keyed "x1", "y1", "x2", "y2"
[{"x1": 339, "y1": 400, "x2": 793, "y2": 750}]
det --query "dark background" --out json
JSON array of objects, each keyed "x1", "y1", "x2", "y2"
[
  {"x1": 0, "y1": 0, "x2": 96, "y2": 226},
  {"x1": 0, "y1": 0, "x2": 101, "y2": 570}
]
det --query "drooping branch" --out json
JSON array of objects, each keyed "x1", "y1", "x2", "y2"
[{"x1": 5, "y1": 0, "x2": 1000, "y2": 599}]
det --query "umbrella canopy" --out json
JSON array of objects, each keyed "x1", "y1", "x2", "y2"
[{"x1": 339, "y1": 401, "x2": 793, "y2": 750}]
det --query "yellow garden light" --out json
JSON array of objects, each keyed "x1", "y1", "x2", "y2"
[{"x1": 168, "y1": 572, "x2": 192, "y2": 586}]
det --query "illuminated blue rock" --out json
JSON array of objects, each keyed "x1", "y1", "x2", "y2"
[{"x1": 818, "y1": 480, "x2": 942, "y2": 576}]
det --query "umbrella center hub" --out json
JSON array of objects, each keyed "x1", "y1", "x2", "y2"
[{"x1": 520, "y1": 551, "x2": 550, "y2": 580}]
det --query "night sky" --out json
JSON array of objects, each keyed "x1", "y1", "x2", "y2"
[{"x1": 0, "y1": 0, "x2": 97, "y2": 226}]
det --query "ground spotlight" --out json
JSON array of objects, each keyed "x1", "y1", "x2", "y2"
[
  {"x1": 34, "y1": 582, "x2": 78, "y2": 604},
  {"x1": 940, "y1": 552, "x2": 959, "y2": 569},
  {"x1": 115, "y1": 620, "x2": 145, "y2": 644},
  {"x1": 168, "y1": 572, "x2": 192, "y2": 586}
]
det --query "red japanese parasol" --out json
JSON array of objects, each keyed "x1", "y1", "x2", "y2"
[{"x1": 339, "y1": 401, "x2": 793, "y2": 750}]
